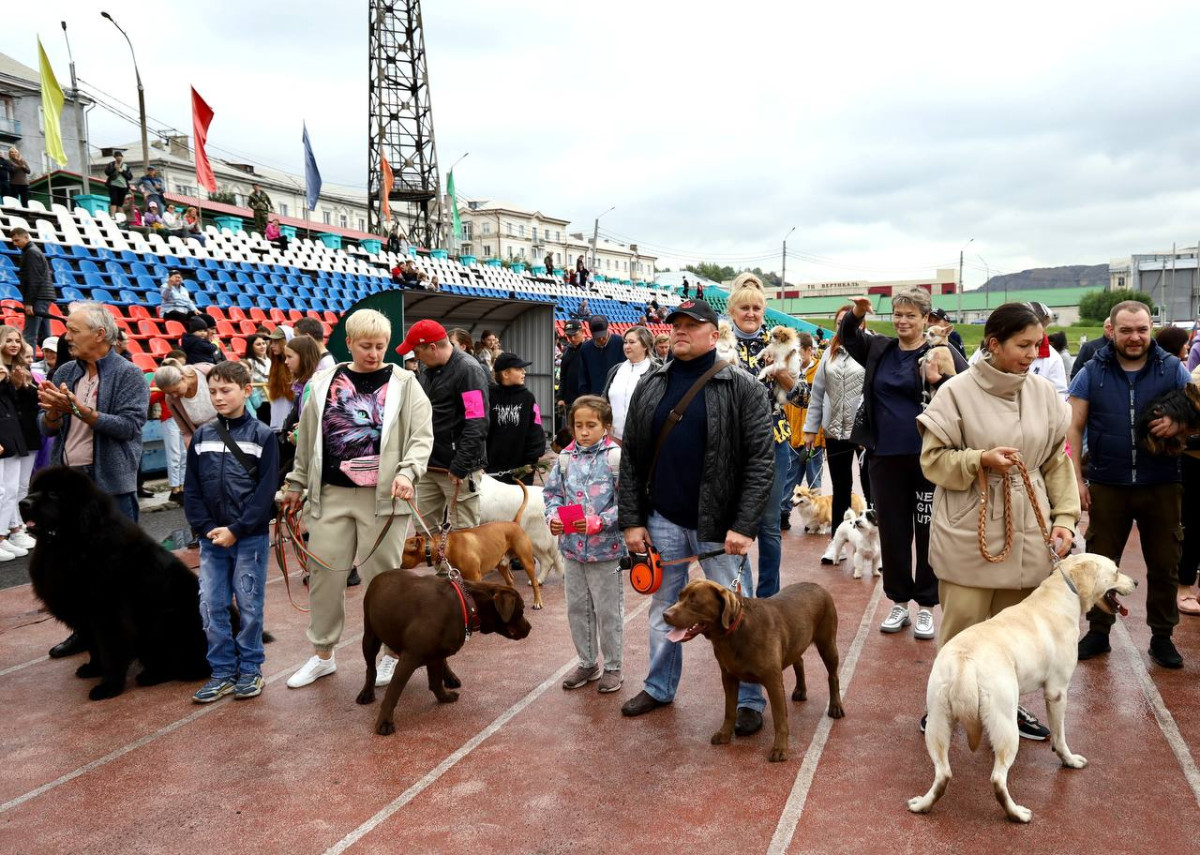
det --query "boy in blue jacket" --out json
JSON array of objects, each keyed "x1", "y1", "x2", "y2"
[{"x1": 184, "y1": 361, "x2": 279, "y2": 703}]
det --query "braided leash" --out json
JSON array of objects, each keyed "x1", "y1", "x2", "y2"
[{"x1": 976, "y1": 455, "x2": 1064, "y2": 570}]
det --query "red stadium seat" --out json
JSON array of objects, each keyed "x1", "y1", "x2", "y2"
[
  {"x1": 205, "y1": 306, "x2": 227, "y2": 322},
  {"x1": 164, "y1": 320, "x2": 186, "y2": 337},
  {"x1": 216, "y1": 320, "x2": 237, "y2": 338},
  {"x1": 287, "y1": 309, "x2": 305, "y2": 323},
  {"x1": 136, "y1": 319, "x2": 161, "y2": 340},
  {"x1": 238, "y1": 320, "x2": 259, "y2": 335},
  {"x1": 231, "y1": 337, "x2": 248, "y2": 356},
  {"x1": 228, "y1": 307, "x2": 248, "y2": 323},
  {"x1": 269, "y1": 309, "x2": 286, "y2": 324},
  {"x1": 132, "y1": 353, "x2": 157, "y2": 372},
  {"x1": 249, "y1": 308, "x2": 268, "y2": 323},
  {"x1": 127, "y1": 305, "x2": 151, "y2": 320},
  {"x1": 50, "y1": 319, "x2": 66, "y2": 335},
  {"x1": 148, "y1": 338, "x2": 172, "y2": 356}
]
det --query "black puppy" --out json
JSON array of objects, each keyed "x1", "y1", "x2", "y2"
[
  {"x1": 22, "y1": 467, "x2": 213, "y2": 700},
  {"x1": 356, "y1": 568, "x2": 532, "y2": 735},
  {"x1": 1138, "y1": 383, "x2": 1200, "y2": 456}
]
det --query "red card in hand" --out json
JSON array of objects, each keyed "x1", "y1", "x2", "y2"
[{"x1": 557, "y1": 504, "x2": 585, "y2": 528}]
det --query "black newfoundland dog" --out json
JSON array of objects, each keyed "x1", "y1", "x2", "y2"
[{"x1": 21, "y1": 466, "x2": 212, "y2": 700}]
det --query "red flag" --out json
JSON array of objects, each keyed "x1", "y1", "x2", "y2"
[
  {"x1": 380, "y1": 151, "x2": 394, "y2": 221},
  {"x1": 191, "y1": 87, "x2": 216, "y2": 193}
]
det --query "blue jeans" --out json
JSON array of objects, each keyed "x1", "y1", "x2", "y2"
[
  {"x1": 23, "y1": 302, "x2": 49, "y2": 349},
  {"x1": 198, "y1": 533, "x2": 269, "y2": 677},
  {"x1": 644, "y1": 512, "x2": 764, "y2": 711},
  {"x1": 741, "y1": 440, "x2": 790, "y2": 598},
  {"x1": 781, "y1": 445, "x2": 825, "y2": 515}
]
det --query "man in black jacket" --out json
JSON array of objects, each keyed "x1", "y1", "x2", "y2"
[
  {"x1": 399, "y1": 319, "x2": 490, "y2": 528},
  {"x1": 577, "y1": 315, "x2": 625, "y2": 396},
  {"x1": 618, "y1": 299, "x2": 773, "y2": 731},
  {"x1": 556, "y1": 320, "x2": 586, "y2": 429},
  {"x1": 12, "y1": 228, "x2": 57, "y2": 348}
]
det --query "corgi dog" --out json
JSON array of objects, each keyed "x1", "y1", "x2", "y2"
[
  {"x1": 757, "y1": 326, "x2": 801, "y2": 406},
  {"x1": 830, "y1": 508, "x2": 882, "y2": 579},
  {"x1": 792, "y1": 486, "x2": 867, "y2": 535}
]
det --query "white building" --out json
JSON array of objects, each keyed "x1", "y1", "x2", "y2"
[
  {"x1": 1110, "y1": 246, "x2": 1200, "y2": 322},
  {"x1": 457, "y1": 198, "x2": 657, "y2": 281},
  {"x1": 765, "y1": 268, "x2": 959, "y2": 301},
  {"x1": 91, "y1": 136, "x2": 374, "y2": 236},
  {"x1": 0, "y1": 51, "x2": 91, "y2": 181}
]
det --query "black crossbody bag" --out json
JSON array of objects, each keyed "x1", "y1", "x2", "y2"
[{"x1": 212, "y1": 419, "x2": 260, "y2": 481}]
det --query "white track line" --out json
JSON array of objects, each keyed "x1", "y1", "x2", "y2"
[
  {"x1": 0, "y1": 631, "x2": 363, "y2": 815},
  {"x1": 767, "y1": 578, "x2": 885, "y2": 855},
  {"x1": 324, "y1": 597, "x2": 654, "y2": 855},
  {"x1": 0, "y1": 568, "x2": 308, "y2": 682},
  {"x1": 1112, "y1": 620, "x2": 1200, "y2": 809}
]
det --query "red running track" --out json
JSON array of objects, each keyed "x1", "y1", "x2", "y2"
[{"x1": 0, "y1": 521, "x2": 1197, "y2": 854}]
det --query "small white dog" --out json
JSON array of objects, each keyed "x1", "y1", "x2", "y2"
[
  {"x1": 829, "y1": 508, "x2": 882, "y2": 579},
  {"x1": 757, "y1": 326, "x2": 801, "y2": 406}
]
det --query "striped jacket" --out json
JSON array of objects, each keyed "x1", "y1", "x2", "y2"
[{"x1": 184, "y1": 412, "x2": 279, "y2": 539}]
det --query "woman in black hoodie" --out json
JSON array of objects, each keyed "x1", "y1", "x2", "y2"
[{"x1": 487, "y1": 352, "x2": 547, "y2": 484}]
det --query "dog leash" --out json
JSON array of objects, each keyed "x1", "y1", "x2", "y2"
[{"x1": 976, "y1": 456, "x2": 1076, "y2": 593}]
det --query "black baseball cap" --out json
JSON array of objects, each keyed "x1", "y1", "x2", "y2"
[
  {"x1": 665, "y1": 299, "x2": 719, "y2": 326},
  {"x1": 929, "y1": 308, "x2": 950, "y2": 321},
  {"x1": 588, "y1": 315, "x2": 609, "y2": 333},
  {"x1": 564, "y1": 320, "x2": 583, "y2": 334},
  {"x1": 493, "y1": 352, "x2": 532, "y2": 373}
]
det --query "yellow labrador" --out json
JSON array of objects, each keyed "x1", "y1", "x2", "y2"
[{"x1": 907, "y1": 553, "x2": 1136, "y2": 823}]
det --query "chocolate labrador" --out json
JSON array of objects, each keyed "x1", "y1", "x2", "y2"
[
  {"x1": 356, "y1": 568, "x2": 532, "y2": 735},
  {"x1": 664, "y1": 580, "x2": 844, "y2": 761}
]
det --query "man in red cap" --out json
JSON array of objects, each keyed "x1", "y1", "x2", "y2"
[{"x1": 397, "y1": 319, "x2": 491, "y2": 527}]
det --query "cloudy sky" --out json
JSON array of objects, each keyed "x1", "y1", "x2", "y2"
[{"x1": 8, "y1": 0, "x2": 1200, "y2": 286}]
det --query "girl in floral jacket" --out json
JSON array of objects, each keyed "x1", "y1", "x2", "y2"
[{"x1": 544, "y1": 395, "x2": 624, "y2": 694}]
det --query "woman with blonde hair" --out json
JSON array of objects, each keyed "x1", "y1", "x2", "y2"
[
  {"x1": 602, "y1": 325, "x2": 659, "y2": 442},
  {"x1": 0, "y1": 324, "x2": 37, "y2": 553},
  {"x1": 725, "y1": 272, "x2": 798, "y2": 597},
  {"x1": 153, "y1": 358, "x2": 218, "y2": 447},
  {"x1": 7, "y1": 148, "x2": 31, "y2": 207}
]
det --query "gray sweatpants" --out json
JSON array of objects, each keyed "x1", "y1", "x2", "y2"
[{"x1": 564, "y1": 557, "x2": 624, "y2": 672}]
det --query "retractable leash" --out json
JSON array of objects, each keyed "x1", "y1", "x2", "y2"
[{"x1": 623, "y1": 545, "x2": 728, "y2": 595}]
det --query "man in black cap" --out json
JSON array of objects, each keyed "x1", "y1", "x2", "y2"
[
  {"x1": 557, "y1": 320, "x2": 587, "y2": 428},
  {"x1": 577, "y1": 315, "x2": 626, "y2": 397},
  {"x1": 927, "y1": 307, "x2": 966, "y2": 358},
  {"x1": 487, "y1": 352, "x2": 546, "y2": 484},
  {"x1": 617, "y1": 298, "x2": 774, "y2": 730}
]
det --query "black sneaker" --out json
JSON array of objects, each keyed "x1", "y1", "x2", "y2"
[
  {"x1": 1016, "y1": 706, "x2": 1050, "y2": 741},
  {"x1": 780, "y1": 513, "x2": 791, "y2": 531},
  {"x1": 621, "y1": 690, "x2": 670, "y2": 717},
  {"x1": 1077, "y1": 630, "x2": 1111, "y2": 660},
  {"x1": 734, "y1": 707, "x2": 764, "y2": 736},
  {"x1": 1149, "y1": 636, "x2": 1184, "y2": 669}
]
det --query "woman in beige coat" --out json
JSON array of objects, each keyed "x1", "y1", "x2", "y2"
[{"x1": 917, "y1": 302, "x2": 1080, "y2": 740}]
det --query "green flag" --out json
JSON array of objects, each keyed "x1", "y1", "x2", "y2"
[
  {"x1": 38, "y1": 38, "x2": 68, "y2": 167},
  {"x1": 448, "y1": 170, "x2": 462, "y2": 240}
]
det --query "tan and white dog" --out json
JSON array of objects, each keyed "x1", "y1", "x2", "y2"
[
  {"x1": 919, "y1": 323, "x2": 958, "y2": 381},
  {"x1": 716, "y1": 321, "x2": 739, "y2": 366},
  {"x1": 907, "y1": 553, "x2": 1137, "y2": 823},
  {"x1": 757, "y1": 326, "x2": 801, "y2": 406}
]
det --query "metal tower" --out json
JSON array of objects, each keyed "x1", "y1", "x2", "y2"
[{"x1": 368, "y1": 0, "x2": 442, "y2": 247}]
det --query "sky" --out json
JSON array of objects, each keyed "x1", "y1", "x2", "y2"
[{"x1": 7, "y1": 0, "x2": 1200, "y2": 287}]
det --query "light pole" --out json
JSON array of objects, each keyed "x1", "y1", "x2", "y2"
[
  {"x1": 978, "y1": 255, "x2": 991, "y2": 311},
  {"x1": 781, "y1": 226, "x2": 795, "y2": 298},
  {"x1": 591, "y1": 205, "x2": 614, "y2": 272},
  {"x1": 444, "y1": 152, "x2": 468, "y2": 254},
  {"x1": 100, "y1": 12, "x2": 149, "y2": 176},
  {"x1": 60, "y1": 21, "x2": 90, "y2": 194},
  {"x1": 957, "y1": 237, "x2": 974, "y2": 322}
]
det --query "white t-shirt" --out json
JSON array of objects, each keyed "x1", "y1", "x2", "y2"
[{"x1": 608, "y1": 358, "x2": 653, "y2": 440}]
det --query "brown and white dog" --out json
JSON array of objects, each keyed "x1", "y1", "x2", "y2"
[
  {"x1": 400, "y1": 486, "x2": 544, "y2": 609},
  {"x1": 919, "y1": 323, "x2": 958, "y2": 381},
  {"x1": 757, "y1": 326, "x2": 801, "y2": 406},
  {"x1": 908, "y1": 553, "x2": 1137, "y2": 823},
  {"x1": 792, "y1": 486, "x2": 867, "y2": 534},
  {"x1": 663, "y1": 580, "x2": 844, "y2": 762}
]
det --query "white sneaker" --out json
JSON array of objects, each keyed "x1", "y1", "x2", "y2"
[
  {"x1": 914, "y1": 608, "x2": 936, "y2": 640},
  {"x1": 375, "y1": 654, "x2": 398, "y2": 687},
  {"x1": 9, "y1": 531, "x2": 35, "y2": 549},
  {"x1": 286, "y1": 654, "x2": 337, "y2": 688},
  {"x1": 0, "y1": 540, "x2": 26, "y2": 557},
  {"x1": 0, "y1": 545, "x2": 13, "y2": 562},
  {"x1": 880, "y1": 604, "x2": 911, "y2": 633},
  {"x1": 820, "y1": 541, "x2": 842, "y2": 565}
]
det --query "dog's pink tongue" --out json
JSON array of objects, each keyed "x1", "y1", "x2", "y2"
[{"x1": 666, "y1": 627, "x2": 689, "y2": 643}]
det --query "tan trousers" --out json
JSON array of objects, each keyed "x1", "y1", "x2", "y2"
[
  {"x1": 305, "y1": 485, "x2": 408, "y2": 652},
  {"x1": 414, "y1": 469, "x2": 481, "y2": 531},
  {"x1": 936, "y1": 580, "x2": 1037, "y2": 648}
]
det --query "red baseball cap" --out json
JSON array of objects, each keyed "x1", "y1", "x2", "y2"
[{"x1": 395, "y1": 319, "x2": 448, "y2": 356}]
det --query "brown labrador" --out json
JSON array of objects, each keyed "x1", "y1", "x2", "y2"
[
  {"x1": 663, "y1": 580, "x2": 844, "y2": 761},
  {"x1": 356, "y1": 569, "x2": 532, "y2": 735}
]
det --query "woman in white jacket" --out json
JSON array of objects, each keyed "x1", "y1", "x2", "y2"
[
  {"x1": 602, "y1": 326, "x2": 659, "y2": 442},
  {"x1": 802, "y1": 305, "x2": 868, "y2": 563}
]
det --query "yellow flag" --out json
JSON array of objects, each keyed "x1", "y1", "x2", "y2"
[{"x1": 38, "y1": 38, "x2": 67, "y2": 167}]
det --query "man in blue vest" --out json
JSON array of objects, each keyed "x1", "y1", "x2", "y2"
[{"x1": 1067, "y1": 300, "x2": 1191, "y2": 668}]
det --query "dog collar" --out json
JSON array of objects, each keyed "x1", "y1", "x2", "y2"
[
  {"x1": 721, "y1": 610, "x2": 744, "y2": 636},
  {"x1": 1058, "y1": 565, "x2": 1078, "y2": 595},
  {"x1": 424, "y1": 539, "x2": 433, "y2": 567},
  {"x1": 447, "y1": 575, "x2": 481, "y2": 638}
]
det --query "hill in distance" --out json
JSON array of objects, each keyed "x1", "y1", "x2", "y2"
[{"x1": 979, "y1": 264, "x2": 1107, "y2": 293}]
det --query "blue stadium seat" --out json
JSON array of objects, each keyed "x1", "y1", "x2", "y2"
[{"x1": 0, "y1": 283, "x2": 21, "y2": 301}]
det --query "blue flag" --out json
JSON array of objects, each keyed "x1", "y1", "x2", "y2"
[{"x1": 302, "y1": 122, "x2": 322, "y2": 212}]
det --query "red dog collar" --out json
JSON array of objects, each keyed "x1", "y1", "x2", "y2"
[{"x1": 447, "y1": 576, "x2": 481, "y2": 637}]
